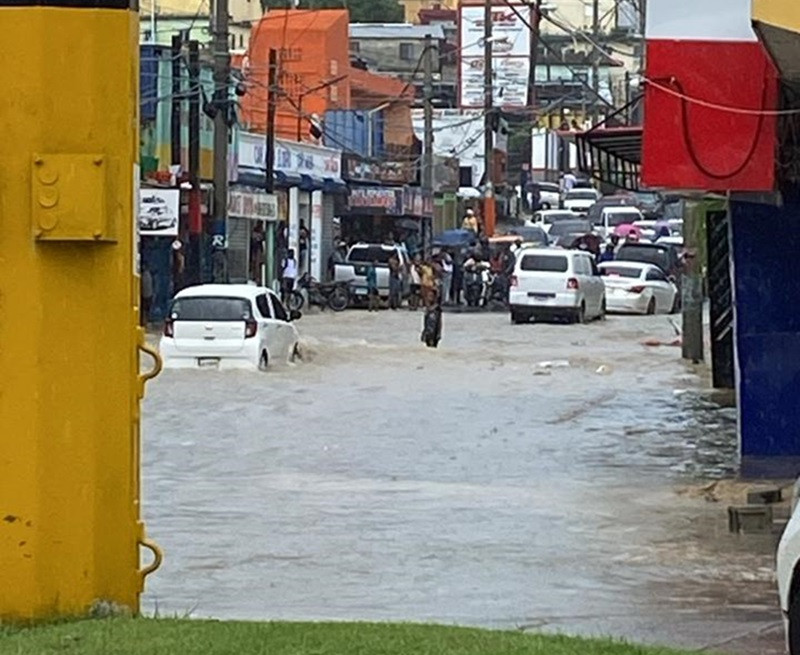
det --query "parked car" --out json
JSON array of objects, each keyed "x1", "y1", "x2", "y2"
[
  {"x1": 334, "y1": 242, "x2": 410, "y2": 301},
  {"x1": 596, "y1": 206, "x2": 645, "y2": 238},
  {"x1": 598, "y1": 261, "x2": 679, "y2": 314},
  {"x1": 563, "y1": 188, "x2": 601, "y2": 214},
  {"x1": 616, "y1": 241, "x2": 683, "y2": 279},
  {"x1": 160, "y1": 284, "x2": 301, "y2": 370},
  {"x1": 586, "y1": 194, "x2": 641, "y2": 223},
  {"x1": 633, "y1": 190, "x2": 665, "y2": 219},
  {"x1": 503, "y1": 225, "x2": 549, "y2": 246},
  {"x1": 535, "y1": 181, "x2": 561, "y2": 209},
  {"x1": 509, "y1": 247, "x2": 606, "y2": 324},
  {"x1": 547, "y1": 219, "x2": 595, "y2": 247},
  {"x1": 528, "y1": 209, "x2": 580, "y2": 232},
  {"x1": 778, "y1": 500, "x2": 800, "y2": 654}
]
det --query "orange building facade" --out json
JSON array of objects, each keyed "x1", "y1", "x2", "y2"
[{"x1": 241, "y1": 9, "x2": 351, "y2": 141}]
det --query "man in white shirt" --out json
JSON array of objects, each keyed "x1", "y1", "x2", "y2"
[{"x1": 281, "y1": 248, "x2": 298, "y2": 305}]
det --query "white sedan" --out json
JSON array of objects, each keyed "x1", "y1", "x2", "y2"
[
  {"x1": 160, "y1": 284, "x2": 300, "y2": 370},
  {"x1": 598, "y1": 261, "x2": 678, "y2": 315},
  {"x1": 778, "y1": 499, "x2": 800, "y2": 653}
]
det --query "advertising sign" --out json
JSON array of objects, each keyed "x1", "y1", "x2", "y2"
[
  {"x1": 228, "y1": 189, "x2": 279, "y2": 221},
  {"x1": 459, "y1": 2, "x2": 531, "y2": 108},
  {"x1": 238, "y1": 133, "x2": 342, "y2": 180},
  {"x1": 139, "y1": 188, "x2": 179, "y2": 236},
  {"x1": 347, "y1": 187, "x2": 402, "y2": 214}
]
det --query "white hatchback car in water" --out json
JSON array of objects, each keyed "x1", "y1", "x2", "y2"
[{"x1": 160, "y1": 284, "x2": 300, "y2": 370}]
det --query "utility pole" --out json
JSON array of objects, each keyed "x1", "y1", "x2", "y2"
[
  {"x1": 483, "y1": 0, "x2": 496, "y2": 236},
  {"x1": 523, "y1": 0, "x2": 541, "y2": 210},
  {"x1": 170, "y1": 33, "x2": 182, "y2": 169},
  {"x1": 682, "y1": 198, "x2": 705, "y2": 363},
  {"x1": 265, "y1": 48, "x2": 278, "y2": 286},
  {"x1": 188, "y1": 40, "x2": 203, "y2": 284},
  {"x1": 212, "y1": 0, "x2": 230, "y2": 282},
  {"x1": 423, "y1": 33, "x2": 434, "y2": 193},
  {"x1": 591, "y1": 0, "x2": 600, "y2": 126}
]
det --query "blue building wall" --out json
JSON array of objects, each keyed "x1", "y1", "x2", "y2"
[{"x1": 731, "y1": 199, "x2": 800, "y2": 477}]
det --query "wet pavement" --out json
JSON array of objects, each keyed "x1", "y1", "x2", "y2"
[{"x1": 142, "y1": 310, "x2": 784, "y2": 654}]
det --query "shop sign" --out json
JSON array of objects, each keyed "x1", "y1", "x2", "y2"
[
  {"x1": 228, "y1": 189, "x2": 279, "y2": 221},
  {"x1": 348, "y1": 187, "x2": 402, "y2": 214},
  {"x1": 345, "y1": 158, "x2": 415, "y2": 185},
  {"x1": 238, "y1": 132, "x2": 342, "y2": 180},
  {"x1": 402, "y1": 188, "x2": 433, "y2": 217}
]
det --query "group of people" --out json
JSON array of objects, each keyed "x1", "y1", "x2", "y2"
[{"x1": 364, "y1": 252, "x2": 452, "y2": 312}]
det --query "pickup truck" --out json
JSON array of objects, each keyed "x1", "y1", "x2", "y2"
[{"x1": 334, "y1": 243, "x2": 411, "y2": 301}]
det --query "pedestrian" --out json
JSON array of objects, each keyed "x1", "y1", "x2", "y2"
[
  {"x1": 440, "y1": 252, "x2": 453, "y2": 306},
  {"x1": 366, "y1": 259, "x2": 379, "y2": 312},
  {"x1": 388, "y1": 252, "x2": 403, "y2": 310},
  {"x1": 140, "y1": 265, "x2": 153, "y2": 327},
  {"x1": 419, "y1": 257, "x2": 437, "y2": 309},
  {"x1": 408, "y1": 255, "x2": 422, "y2": 311},
  {"x1": 451, "y1": 250, "x2": 464, "y2": 304},
  {"x1": 462, "y1": 208, "x2": 479, "y2": 233},
  {"x1": 598, "y1": 243, "x2": 615, "y2": 264},
  {"x1": 299, "y1": 220, "x2": 309, "y2": 274},
  {"x1": 281, "y1": 248, "x2": 298, "y2": 305},
  {"x1": 328, "y1": 240, "x2": 347, "y2": 280}
]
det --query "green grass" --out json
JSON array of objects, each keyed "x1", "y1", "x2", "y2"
[{"x1": 0, "y1": 619, "x2": 705, "y2": 655}]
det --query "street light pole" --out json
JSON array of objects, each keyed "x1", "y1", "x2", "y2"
[{"x1": 483, "y1": 0, "x2": 496, "y2": 236}]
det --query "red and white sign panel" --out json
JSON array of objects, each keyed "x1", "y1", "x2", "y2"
[
  {"x1": 642, "y1": 0, "x2": 778, "y2": 191},
  {"x1": 459, "y1": 2, "x2": 531, "y2": 109}
]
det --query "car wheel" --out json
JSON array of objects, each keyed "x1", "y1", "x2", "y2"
[
  {"x1": 646, "y1": 297, "x2": 656, "y2": 315},
  {"x1": 541, "y1": 202, "x2": 551, "y2": 210},
  {"x1": 258, "y1": 350, "x2": 269, "y2": 371},
  {"x1": 576, "y1": 302, "x2": 587, "y2": 324}
]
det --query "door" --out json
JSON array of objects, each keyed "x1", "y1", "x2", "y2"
[
  {"x1": 255, "y1": 293, "x2": 283, "y2": 359},
  {"x1": 645, "y1": 268, "x2": 674, "y2": 312},
  {"x1": 574, "y1": 255, "x2": 599, "y2": 316},
  {"x1": 268, "y1": 292, "x2": 293, "y2": 360},
  {"x1": 588, "y1": 256, "x2": 605, "y2": 315}
]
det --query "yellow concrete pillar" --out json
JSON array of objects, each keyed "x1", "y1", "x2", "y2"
[{"x1": 0, "y1": 0, "x2": 161, "y2": 620}]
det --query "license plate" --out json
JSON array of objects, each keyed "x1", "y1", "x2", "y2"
[
  {"x1": 197, "y1": 357, "x2": 220, "y2": 368},
  {"x1": 354, "y1": 288, "x2": 368, "y2": 295},
  {"x1": 529, "y1": 293, "x2": 554, "y2": 300}
]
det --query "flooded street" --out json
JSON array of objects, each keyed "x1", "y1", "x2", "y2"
[{"x1": 142, "y1": 310, "x2": 782, "y2": 653}]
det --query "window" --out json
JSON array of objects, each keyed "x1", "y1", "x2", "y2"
[
  {"x1": 601, "y1": 266, "x2": 641, "y2": 279},
  {"x1": 170, "y1": 297, "x2": 252, "y2": 321},
  {"x1": 520, "y1": 254, "x2": 568, "y2": 273},
  {"x1": 270, "y1": 294, "x2": 289, "y2": 322},
  {"x1": 348, "y1": 246, "x2": 395, "y2": 265},
  {"x1": 606, "y1": 212, "x2": 640, "y2": 227},
  {"x1": 646, "y1": 269, "x2": 668, "y2": 282},
  {"x1": 256, "y1": 294, "x2": 273, "y2": 318},
  {"x1": 548, "y1": 221, "x2": 592, "y2": 237},
  {"x1": 239, "y1": 34, "x2": 244, "y2": 49},
  {"x1": 399, "y1": 43, "x2": 415, "y2": 61},
  {"x1": 574, "y1": 257, "x2": 591, "y2": 275}
]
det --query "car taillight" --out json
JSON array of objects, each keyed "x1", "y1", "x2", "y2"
[
  {"x1": 510, "y1": 275, "x2": 518, "y2": 288},
  {"x1": 629, "y1": 285, "x2": 645, "y2": 294},
  {"x1": 567, "y1": 277, "x2": 579, "y2": 290},
  {"x1": 163, "y1": 319, "x2": 174, "y2": 338},
  {"x1": 244, "y1": 319, "x2": 257, "y2": 339}
]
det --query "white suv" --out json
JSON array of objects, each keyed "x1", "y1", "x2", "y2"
[{"x1": 509, "y1": 248, "x2": 606, "y2": 324}]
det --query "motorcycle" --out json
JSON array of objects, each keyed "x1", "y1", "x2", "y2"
[
  {"x1": 463, "y1": 261, "x2": 488, "y2": 307},
  {"x1": 288, "y1": 273, "x2": 350, "y2": 312}
]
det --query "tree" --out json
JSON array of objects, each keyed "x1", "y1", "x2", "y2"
[{"x1": 260, "y1": 0, "x2": 403, "y2": 23}]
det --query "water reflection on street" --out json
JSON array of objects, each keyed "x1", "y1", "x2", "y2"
[{"x1": 142, "y1": 310, "x2": 780, "y2": 653}]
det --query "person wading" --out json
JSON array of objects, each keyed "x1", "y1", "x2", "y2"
[
  {"x1": 388, "y1": 252, "x2": 402, "y2": 310},
  {"x1": 281, "y1": 248, "x2": 298, "y2": 305}
]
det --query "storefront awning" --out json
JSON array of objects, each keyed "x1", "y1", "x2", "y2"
[
  {"x1": 236, "y1": 169, "x2": 346, "y2": 193},
  {"x1": 565, "y1": 127, "x2": 643, "y2": 191}
]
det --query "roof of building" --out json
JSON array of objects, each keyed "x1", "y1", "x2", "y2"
[
  {"x1": 349, "y1": 23, "x2": 445, "y2": 40},
  {"x1": 350, "y1": 67, "x2": 414, "y2": 102}
]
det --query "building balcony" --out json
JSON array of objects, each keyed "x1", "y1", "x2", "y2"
[{"x1": 752, "y1": 0, "x2": 800, "y2": 84}]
